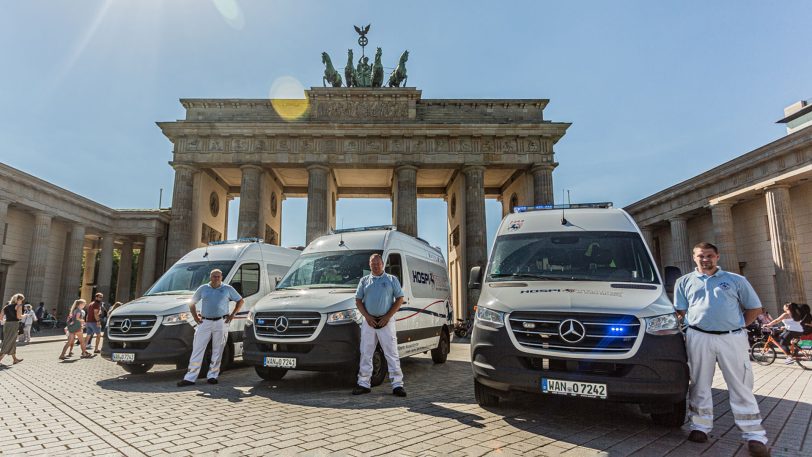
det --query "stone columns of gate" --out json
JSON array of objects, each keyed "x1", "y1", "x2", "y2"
[
  {"x1": 463, "y1": 166, "x2": 487, "y2": 317},
  {"x1": 139, "y1": 235, "x2": 158, "y2": 296},
  {"x1": 81, "y1": 248, "x2": 98, "y2": 300},
  {"x1": 166, "y1": 164, "x2": 198, "y2": 265},
  {"x1": 58, "y1": 224, "x2": 86, "y2": 317},
  {"x1": 669, "y1": 216, "x2": 692, "y2": 275},
  {"x1": 0, "y1": 200, "x2": 9, "y2": 263},
  {"x1": 765, "y1": 185, "x2": 807, "y2": 305},
  {"x1": 710, "y1": 202, "x2": 740, "y2": 274},
  {"x1": 306, "y1": 164, "x2": 330, "y2": 244},
  {"x1": 531, "y1": 163, "x2": 556, "y2": 206},
  {"x1": 394, "y1": 165, "x2": 418, "y2": 237},
  {"x1": 237, "y1": 164, "x2": 263, "y2": 239},
  {"x1": 116, "y1": 240, "x2": 134, "y2": 303},
  {"x1": 640, "y1": 227, "x2": 655, "y2": 252},
  {"x1": 24, "y1": 212, "x2": 52, "y2": 306},
  {"x1": 96, "y1": 234, "x2": 116, "y2": 300}
]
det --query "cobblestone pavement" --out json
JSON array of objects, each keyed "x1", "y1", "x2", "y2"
[{"x1": 1, "y1": 337, "x2": 811, "y2": 456}]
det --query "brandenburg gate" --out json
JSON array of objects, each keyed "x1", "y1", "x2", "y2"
[{"x1": 158, "y1": 87, "x2": 569, "y2": 318}]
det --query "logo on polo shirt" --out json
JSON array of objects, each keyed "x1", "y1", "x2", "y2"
[{"x1": 719, "y1": 282, "x2": 731, "y2": 290}]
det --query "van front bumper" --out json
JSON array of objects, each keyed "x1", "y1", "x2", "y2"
[
  {"x1": 471, "y1": 325, "x2": 688, "y2": 405},
  {"x1": 243, "y1": 322, "x2": 361, "y2": 371},
  {"x1": 101, "y1": 323, "x2": 195, "y2": 365}
]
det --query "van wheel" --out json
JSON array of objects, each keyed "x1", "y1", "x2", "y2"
[
  {"x1": 120, "y1": 363, "x2": 153, "y2": 375},
  {"x1": 431, "y1": 330, "x2": 450, "y2": 364},
  {"x1": 650, "y1": 399, "x2": 687, "y2": 427},
  {"x1": 221, "y1": 341, "x2": 234, "y2": 369},
  {"x1": 474, "y1": 379, "x2": 499, "y2": 407},
  {"x1": 371, "y1": 346, "x2": 388, "y2": 387},
  {"x1": 255, "y1": 366, "x2": 287, "y2": 381}
]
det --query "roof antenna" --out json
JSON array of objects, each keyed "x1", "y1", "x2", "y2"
[
  {"x1": 339, "y1": 217, "x2": 345, "y2": 247},
  {"x1": 561, "y1": 189, "x2": 568, "y2": 226}
]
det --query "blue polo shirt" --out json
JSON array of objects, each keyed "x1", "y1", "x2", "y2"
[
  {"x1": 356, "y1": 273, "x2": 404, "y2": 317},
  {"x1": 674, "y1": 267, "x2": 762, "y2": 331},
  {"x1": 192, "y1": 283, "x2": 242, "y2": 318}
]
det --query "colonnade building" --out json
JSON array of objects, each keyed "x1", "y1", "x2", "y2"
[{"x1": 626, "y1": 101, "x2": 812, "y2": 314}]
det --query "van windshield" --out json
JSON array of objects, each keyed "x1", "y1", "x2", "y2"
[
  {"x1": 145, "y1": 261, "x2": 236, "y2": 295},
  {"x1": 487, "y1": 231, "x2": 659, "y2": 284},
  {"x1": 277, "y1": 250, "x2": 382, "y2": 289}
]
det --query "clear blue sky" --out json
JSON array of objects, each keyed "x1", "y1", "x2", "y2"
[{"x1": 2, "y1": 1, "x2": 810, "y2": 256}]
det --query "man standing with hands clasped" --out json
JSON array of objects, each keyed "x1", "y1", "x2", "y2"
[
  {"x1": 178, "y1": 269, "x2": 243, "y2": 387},
  {"x1": 675, "y1": 242, "x2": 769, "y2": 457},
  {"x1": 352, "y1": 253, "x2": 406, "y2": 397}
]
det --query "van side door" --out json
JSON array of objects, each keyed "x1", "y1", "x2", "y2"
[{"x1": 228, "y1": 262, "x2": 262, "y2": 332}]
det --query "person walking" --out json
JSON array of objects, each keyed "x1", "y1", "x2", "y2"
[
  {"x1": 34, "y1": 302, "x2": 45, "y2": 332},
  {"x1": 177, "y1": 269, "x2": 243, "y2": 387},
  {"x1": 84, "y1": 293, "x2": 104, "y2": 353},
  {"x1": 352, "y1": 253, "x2": 406, "y2": 397},
  {"x1": 1, "y1": 294, "x2": 25, "y2": 365},
  {"x1": 675, "y1": 242, "x2": 769, "y2": 457},
  {"x1": 60, "y1": 299, "x2": 92, "y2": 360},
  {"x1": 18, "y1": 304, "x2": 37, "y2": 344}
]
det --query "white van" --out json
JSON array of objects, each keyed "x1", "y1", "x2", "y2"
[
  {"x1": 243, "y1": 226, "x2": 453, "y2": 384},
  {"x1": 101, "y1": 240, "x2": 300, "y2": 375},
  {"x1": 469, "y1": 204, "x2": 689, "y2": 426}
]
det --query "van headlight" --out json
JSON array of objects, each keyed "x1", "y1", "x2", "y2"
[
  {"x1": 475, "y1": 307, "x2": 505, "y2": 328},
  {"x1": 645, "y1": 313, "x2": 680, "y2": 335},
  {"x1": 327, "y1": 309, "x2": 363, "y2": 325},
  {"x1": 163, "y1": 312, "x2": 190, "y2": 326}
]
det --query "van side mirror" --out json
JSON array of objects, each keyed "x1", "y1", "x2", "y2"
[
  {"x1": 664, "y1": 266, "x2": 681, "y2": 294},
  {"x1": 468, "y1": 266, "x2": 483, "y2": 290}
]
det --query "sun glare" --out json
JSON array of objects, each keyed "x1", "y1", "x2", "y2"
[
  {"x1": 211, "y1": 0, "x2": 245, "y2": 30},
  {"x1": 269, "y1": 76, "x2": 309, "y2": 121}
]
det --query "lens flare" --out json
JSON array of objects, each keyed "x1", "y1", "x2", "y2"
[
  {"x1": 212, "y1": 0, "x2": 245, "y2": 30},
  {"x1": 269, "y1": 76, "x2": 309, "y2": 121}
]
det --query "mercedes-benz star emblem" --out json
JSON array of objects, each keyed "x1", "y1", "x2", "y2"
[
  {"x1": 273, "y1": 316, "x2": 289, "y2": 333},
  {"x1": 558, "y1": 319, "x2": 586, "y2": 344},
  {"x1": 120, "y1": 319, "x2": 132, "y2": 333}
]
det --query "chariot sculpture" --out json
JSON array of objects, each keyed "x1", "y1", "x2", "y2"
[{"x1": 321, "y1": 24, "x2": 409, "y2": 88}]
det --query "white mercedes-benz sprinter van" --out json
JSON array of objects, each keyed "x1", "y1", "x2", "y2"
[
  {"x1": 101, "y1": 240, "x2": 300, "y2": 374},
  {"x1": 469, "y1": 204, "x2": 688, "y2": 426},
  {"x1": 243, "y1": 226, "x2": 453, "y2": 385}
]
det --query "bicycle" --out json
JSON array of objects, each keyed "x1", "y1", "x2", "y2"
[{"x1": 750, "y1": 328, "x2": 812, "y2": 370}]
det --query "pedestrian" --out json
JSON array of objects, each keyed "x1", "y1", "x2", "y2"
[
  {"x1": 763, "y1": 303, "x2": 805, "y2": 364},
  {"x1": 84, "y1": 293, "x2": 104, "y2": 353},
  {"x1": 177, "y1": 269, "x2": 243, "y2": 387},
  {"x1": 1, "y1": 293, "x2": 25, "y2": 365},
  {"x1": 352, "y1": 253, "x2": 406, "y2": 397},
  {"x1": 60, "y1": 299, "x2": 92, "y2": 360},
  {"x1": 18, "y1": 304, "x2": 37, "y2": 344},
  {"x1": 675, "y1": 242, "x2": 769, "y2": 457}
]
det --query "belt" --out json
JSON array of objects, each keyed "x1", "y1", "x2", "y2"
[
  {"x1": 202, "y1": 315, "x2": 228, "y2": 321},
  {"x1": 689, "y1": 325, "x2": 742, "y2": 335}
]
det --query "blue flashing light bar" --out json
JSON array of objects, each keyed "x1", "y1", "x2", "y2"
[
  {"x1": 208, "y1": 238, "x2": 264, "y2": 246},
  {"x1": 333, "y1": 225, "x2": 397, "y2": 234},
  {"x1": 513, "y1": 202, "x2": 613, "y2": 213}
]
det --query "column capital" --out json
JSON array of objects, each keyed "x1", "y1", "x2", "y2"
[
  {"x1": 395, "y1": 164, "x2": 419, "y2": 173},
  {"x1": 239, "y1": 164, "x2": 264, "y2": 172},
  {"x1": 764, "y1": 183, "x2": 791, "y2": 191},
  {"x1": 462, "y1": 165, "x2": 486, "y2": 175},
  {"x1": 33, "y1": 211, "x2": 53, "y2": 223},
  {"x1": 530, "y1": 162, "x2": 558, "y2": 173},
  {"x1": 669, "y1": 215, "x2": 687, "y2": 223},
  {"x1": 169, "y1": 162, "x2": 198, "y2": 172},
  {"x1": 709, "y1": 201, "x2": 734, "y2": 209},
  {"x1": 306, "y1": 164, "x2": 331, "y2": 173}
]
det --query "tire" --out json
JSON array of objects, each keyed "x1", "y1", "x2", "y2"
[
  {"x1": 650, "y1": 399, "x2": 687, "y2": 427},
  {"x1": 221, "y1": 340, "x2": 234, "y2": 370},
  {"x1": 255, "y1": 366, "x2": 288, "y2": 381},
  {"x1": 474, "y1": 379, "x2": 499, "y2": 407},
  {"x1": 454, "y1": 328, "x2": 467, "y2": 338},
  {"x1": 198, "y1": 341, "x2": 233, "y2": 378},
  {"x1": 794, "y1": 347, "x2": 812, "y2": 370},
  {"x1": 431, "y1": 330, "x2": 450, "y2": 364},
  {"x1": 750, "y1": 342, "x2": 776, "y2": 366},
  {"x1": 120, "y1": 363, "x2": 153, "y2": 375},
  {"x1": 370, "y1": 346, "x2": 388, "y2": 387}
]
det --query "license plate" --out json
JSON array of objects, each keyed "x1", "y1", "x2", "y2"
[
  {"x1": 542, "y1": 378, "x2": 607, "y2": 399},
  {"x1": 264, "y1": 357, "x2": 296, "y2": 368},
  {"x1": 112, "y1": 353, "x2": 135, "y2": 363}
]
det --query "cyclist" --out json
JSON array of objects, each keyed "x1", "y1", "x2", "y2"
[{"x1": 764, "y1": 302, "x2": 804, "y2": 364}]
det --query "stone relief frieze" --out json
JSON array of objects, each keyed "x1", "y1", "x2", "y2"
[
  {"x1": 253, "y1": 139, "x2": 268, "y2": 152},
  {"x1": 526, "y1": 139, "x2": 540, "y2": 152},
  {"x1": 481, "y1": 138, "x2": 494, "y2": 152},
  {"x1": 208, "y1": 138, "x2": 225, "y2": 152},
  {"x1": 389, "y1": 138, "x2": 405, "y2": 152},
  {"x1": 186, "y1": 137, "x2": 202, "y2": 152},
  {"x1": 366, "y1": 139, "x2": 383, "y2": 152},
  {"x1": 500, "y1": 139, "x2": 518, "y2": 153},
  {"x1": 301, "y1": 138, "x2": 315, "y2": 153},
  {"x1": 434, "y1": 138, "x2": 449, "y2": 152},
  {"x1": 412, "y1": 138, "x2": 427, "y2": 152},
  {"x1": 345, "y1": 139, "x2": 360, "y2": 152},
  {"x1": 321, "y1": 139, "x2": 337, "y2": 153},
  {"x1": 277, "y1": 138, "x2": 291, "y2": 151},
  {"x1": 232, "y1": 138, "x2": 249, "y2": 152},
  {"x1": 312, "y1": 100, "x2": 409, "y2": 121}
]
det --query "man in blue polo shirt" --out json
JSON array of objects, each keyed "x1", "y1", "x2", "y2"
[
  {"x1": 675, "y1": 242, "x2": 769, "y2": 457},
  {"x1": 178, "y1": 268, "x2": 243, "y2": 387},
  {"x1": 352, "y1": 253, "x2": 406, "y2": 397}
]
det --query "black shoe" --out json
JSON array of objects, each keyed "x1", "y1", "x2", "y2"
[
  {"x1": 687, "y1": 430, "x2": 708, "y2": 443},
  {"x1": 207, "y1": 378, "x2": 218, "y2": 385},
  {"x1": 351, "y1": 385, "x2": 371, "y2": 395},
  {"x1": 747, "y1": 440, "x2": 770, "y2": 457},
  {"x1": 393, "y1": 387, "x2": 407, "y2": 397},
  {"x1": 177, "y1": 380, "x2": 195, "y2": 387}
]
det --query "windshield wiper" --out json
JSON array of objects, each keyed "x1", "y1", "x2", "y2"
[
  {"x1": 148, "y1": 291, "x2": 191, "y2": 296},
  {"x1": 489, "y1": 273, "x2": 563, "y2": 280}
]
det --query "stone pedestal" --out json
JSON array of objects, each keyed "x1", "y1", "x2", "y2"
[
  {"x1": 139, "y1": 235, "x2": 158, "y2": 296},
  {"x1": 306, "y1": 165, "x2": 330, "y2": 244},
  {"x1": 24, "y1": 212, "x2": 52, "y2": 306},
  {"x1": 531, "y1": 164, "x2": 556, "y2": 205},
  {"x1": 463, "y1": 166, "x2": 487, "y2": 317},
  {"x1": 116, "y1": 240, "x2": 133, "y2": 303},
  {"x1": 58, "y1": 224, "x2": 85, "y2": 317},
  {"x1": 237, "y1": 164, "x2": 263, "y2": 239},
  {"x1": 166, "y1": 164, "x2": 197, "y2": 266},
  {"x1": 669, "y1": 217, "x2": 692, "y2": 275},
  {"x1": 765, "y1": 185, "x2": 806, "y2": 305},
  {"x1": 96, "y1": 234, "x2": 115, "y2": 300},
  {"x1": 394, "y1": 165, "x2": 418, "y2": 237},
  {"x1": 81, "y1": 248, "x2": 98, "y2": 300},
  {"x1": 710, "y1": 203, "x2": 740, "y2": 274}
]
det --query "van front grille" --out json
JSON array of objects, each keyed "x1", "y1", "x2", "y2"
[
  {"x1": 508, "y1": 312, "x2": 640, "y2": 354},
  {"x1": 107, "y1": 315, "x2": 157, "y2": 338},
  {"x1": 254, "y1": 312, "x2": 322, "y2": 339}
]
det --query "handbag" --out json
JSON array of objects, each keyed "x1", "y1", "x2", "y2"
[{"x1": 18, "y1": 321, "x2": 25, "y2": 335}]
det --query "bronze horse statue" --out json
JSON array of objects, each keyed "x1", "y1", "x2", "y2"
[
  {"x1": 321, "y1": 52, "x2": 342, "y2": 87},
  {"x1": 372, "y1": 47, "x2": 384, "y2": 88},
  {"x1": 344, "y1": 49, "x2": 356, "y2": 87},
  {"x1": 387, "y1": 50, "x2": 409, "y2": 87}
]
